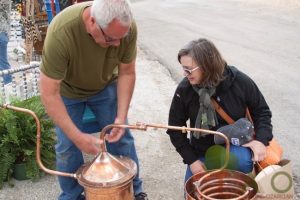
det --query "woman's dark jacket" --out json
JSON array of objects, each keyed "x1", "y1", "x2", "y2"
[{"x1": 166, "y1": 65, "x2": 273, "y2": 165}]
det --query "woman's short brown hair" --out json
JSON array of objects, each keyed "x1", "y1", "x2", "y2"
[{"x1": 178, "y1": 38, "x2": 226, "y2": 87}]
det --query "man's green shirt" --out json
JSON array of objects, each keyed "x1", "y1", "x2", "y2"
[{"x1": 40, "y1": 2, "x2": 137, "y2": 98}]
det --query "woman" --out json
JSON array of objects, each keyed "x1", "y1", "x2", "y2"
[{"x1": 166, "y1": 38, "x2": 273, "y2": 184}]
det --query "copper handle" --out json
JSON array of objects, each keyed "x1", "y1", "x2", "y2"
[{"x1": 0, "y1": 104, "x2": 76, "y2": 178}]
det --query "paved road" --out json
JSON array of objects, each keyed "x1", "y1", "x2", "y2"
[{"x1": 132, "y1": 0, "x2": 300, "y2": 196}]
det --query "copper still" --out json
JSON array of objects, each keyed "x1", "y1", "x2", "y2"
[
  {"x1": 1, "y1": 104, "x2": 258, "y2": 200},
  {"x1": 1, "y1": 104, "x2": 137, "y2": 200}
]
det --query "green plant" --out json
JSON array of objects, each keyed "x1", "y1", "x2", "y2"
[{"x1": 0, "y1": 96, "x2": 56, "y2": 188}]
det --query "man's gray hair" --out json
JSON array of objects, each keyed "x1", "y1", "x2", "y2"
[{"x1": 91, "y1": 0, "x2": 133, "y2": 28}]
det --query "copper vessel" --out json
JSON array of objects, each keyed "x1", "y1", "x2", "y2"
[
  {"x1": 185, "y1": 170, "x2": 258, "y2": 200},
  {"x1": 1, "y1": 104, "x2": 258, "y2": 200},
  {"x1": 184, "y1": 136, "x2": 258, "y2": 199}
]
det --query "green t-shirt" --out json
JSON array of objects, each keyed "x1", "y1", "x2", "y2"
[{"x1": 40, "y1": 2, "x2": 137, "y2": 99}]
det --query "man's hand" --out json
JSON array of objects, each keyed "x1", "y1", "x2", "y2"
[
  {"x1": 190, "y1": 160, "x2": 206, "y2": 175},
  {"x1": 74, "y1": 133, "x2": 102, "y2": 155},
  {"x1": 242, "y1": 140, "x2": 266, "y2": 161},
  {"x1": 106, "y1": 127, "x2": 125, "y2": 143},
  {"x1": 105, "y1": 117, "x2": 126, "y2": 143}
]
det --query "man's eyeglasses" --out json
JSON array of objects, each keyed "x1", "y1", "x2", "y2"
[
  {"x1": 182, "y1": 66, "x2": 200, "y2": 76},
  {"x1": 95, "y1": 23, "x2": 121, "y2": 43}
]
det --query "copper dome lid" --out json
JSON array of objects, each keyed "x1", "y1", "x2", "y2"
[{"x1": 76, "y1": 151, "x2": 137, "y2": 188}]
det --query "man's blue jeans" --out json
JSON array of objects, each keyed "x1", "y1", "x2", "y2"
[
  {"x1": 55, "y1": 82, "x2": 143, "y2": 200},
  {"x1": 184, "y1": 145, "x2": 253, "y2": 184},
  {"x1": 0, "y1": 32, "x2": 12, "y2": 84}
]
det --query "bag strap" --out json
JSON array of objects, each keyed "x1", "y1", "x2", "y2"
[
  {"x1": 211, "y1": 98, "x2": 252, "y2": 124},
  {"x1": 245, "y1": 107, "x2": 253, "y2": 123},
  {"x1": 211, "y1": 98, "x2": 234, "y2": 124}
]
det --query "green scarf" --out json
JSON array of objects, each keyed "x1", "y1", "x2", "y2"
[{"x1": 192, "y1": 85, "x2": 218, "y2": 138}]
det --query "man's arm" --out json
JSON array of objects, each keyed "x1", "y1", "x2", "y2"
[
  {"x1": 39, "y1": 72, "x2": 101, "y2": 154},
  {"x1": 106, "y1": 59, "x2": 136, "y2": 142}
]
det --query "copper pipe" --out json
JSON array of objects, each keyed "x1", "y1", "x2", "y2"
[
  {"x1": 0, "y1": 104, "x2": 76, "y2": 178},
  {"x1": 0, "y1": 104, "x2": 230, "y2": 182},
  {"x1": 100, "y1": 122, "x2": 230, "y2": 170},
  {"x1": 99, "y1": 123, "x2": 147, "y2": 152},
  {"x1": 195, "y1": 175, "x2": 251, "y2": 200}
]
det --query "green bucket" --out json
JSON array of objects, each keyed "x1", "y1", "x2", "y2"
[{"x1": 13, "y1": 163, "x2": 30, "y2": 180}]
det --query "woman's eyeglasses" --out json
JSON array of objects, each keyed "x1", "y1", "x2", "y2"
[{"x1": 182, "y1": 66, "x2": 200, "y2": 76}]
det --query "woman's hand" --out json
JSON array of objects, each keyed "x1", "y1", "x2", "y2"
[
  {"x1": 242, "y1": 140, "x2": 266, "y2": 161},
  {"x1": 190, "y1": 160, "x2": 206, "y2": 175}
]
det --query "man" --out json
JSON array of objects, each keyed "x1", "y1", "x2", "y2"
[
  {"x1": 0, "y1": 0, "x2": 12, "y2": 84},
  {"x1": 39, "y1": 0, "x2": 147, "y2": 199}
]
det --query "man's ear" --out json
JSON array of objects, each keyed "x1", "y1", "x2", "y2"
[{"x1": 90, "y1": 16, "x2": 97, "y2": 25}]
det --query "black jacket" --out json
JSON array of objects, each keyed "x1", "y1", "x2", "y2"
[{"x1": 166, "y1": 65, "x2": 273, "y2": 165}]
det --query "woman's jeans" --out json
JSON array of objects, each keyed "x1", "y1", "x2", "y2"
[
  {"x1": 0, "y1": 32, "x2": 12, "y2": 84},
  {"x1": 184, "y1": 145, "x2": 253, "y2": 184},
  {"x1": 56, "y1": 82, "x2": 143, "y2": 200}
]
